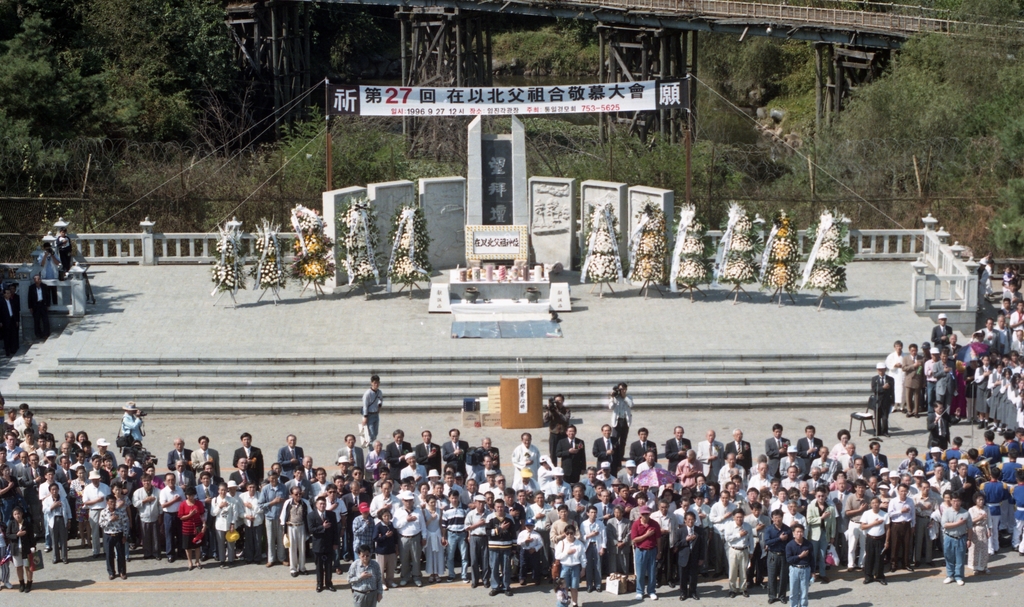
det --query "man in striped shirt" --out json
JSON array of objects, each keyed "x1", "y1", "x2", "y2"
[
  {"x1": 486, "y1": 499, "x2": 519, "y2": 596},
  {"x1": 442, "y1": 491, "x2": 470, "y2": 583}
]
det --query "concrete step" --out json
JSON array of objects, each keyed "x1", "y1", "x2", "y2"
[
  {"x1": 18, "y1": 394, "x2": 870, "y2": 414},
  {"x1": 19, "y1": 372, "x2": 870, "y2": 390},
  {"x1": 10, "y1": 382, "x2": 866, "y2": 402},
  {"x1": 37, "y1": 361, "x2": 874, "y2": 377},
  {"x1": 54, "y1": 353, "x2": 882, "y2": 366}
]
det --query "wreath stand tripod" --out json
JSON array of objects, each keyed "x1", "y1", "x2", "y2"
[
  {"x1": 212, "y1": 290, "x2": 238, "y2": 308},
  {"x1": 726, "y1": 283, "x2": 753, "y2": 305},
  {"x1": 299, "y1": 280, "x2": 327, "y2": 300},
  {"x1": 677, "y1": 284, "x2": 706, "y2": 302},
  {"x1": 393, "y1": 281, "x2": 428, "y2": 299},
  {"x1": 256, "y1": 287, "x2": 282, "y2": 305},
  {"x1": 769, "y1": 287, "x2": 796, "y2": 306},
  {"x1": 589, "y1": 281, "x2": 615, "y2": 299},
  {"x1": 637, "y1": 279, "x2": 664, "y2": 299},
  {"x1": 816, "y1": 291, "x2": 840, "y2": 311}
]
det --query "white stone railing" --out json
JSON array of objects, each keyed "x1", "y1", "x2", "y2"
[
  {"x1": 705, "y1": 227, "x2": 926, "y2": 261},
  {"x1": 909, "y1": 216, "x2": 979, "y2": 317}
]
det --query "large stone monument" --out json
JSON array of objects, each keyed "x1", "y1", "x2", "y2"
[
  {"x1": 627, "y1": 185, "x2": 674, "y2": 243},
  {"x1": 467, "y1": 116, "x2": 528, "y2": 226},
  {"x1": 420, "y1": 177, "x2": 467, "y2": 270},
  {"x1": 529, "y1": 177, "x2": 576, "y2": 268},
  {"x1": 367, "y1": 180, "x2": 416, "y2": 240},
  {"x1": 322, "y1": 186, "x2": 368, "y2": 291},
  {"x1": 580, "y1": 180, "x2": 627, "y2": 260}
]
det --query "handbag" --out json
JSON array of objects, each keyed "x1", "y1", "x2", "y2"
[
  {"x1": 551, "y1": 559, "x2": 561, "y2": 580},
  {"x1": 116, "y1": 432, "x2": 129, "y2": 449},
  {"x1": 825, "y1": 544, "x2": 838, "y2": 567},
  {"x1": 30, "y1": 548, "x2": 44, "y2": 572}
]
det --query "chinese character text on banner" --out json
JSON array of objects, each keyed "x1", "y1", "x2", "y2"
[{"x1": 328, "y1": 81, "x2": 673, "y2": 116}]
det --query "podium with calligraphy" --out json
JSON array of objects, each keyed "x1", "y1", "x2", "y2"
[{"x1": 499, "y1": 376, "x2": 543, "y2": 429}]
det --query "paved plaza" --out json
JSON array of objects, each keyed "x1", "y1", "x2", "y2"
[{"x1": 2, "y1": 261, "x2": 939, "y2": 397}]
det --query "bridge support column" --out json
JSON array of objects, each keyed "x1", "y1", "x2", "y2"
[{"x1": 597, "y1": 25, "x2": 687, "y2": 144}]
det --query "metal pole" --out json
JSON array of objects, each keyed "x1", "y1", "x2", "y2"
[
  {"x1": 325, "y1": 79, "x2": 333, "y2": 192},
  {"x1": 685, "y1": 128, "x2": 692, "y2": 206},
  {"x1": 814, "y1": 43, "x2": 823, "y2": 140}
]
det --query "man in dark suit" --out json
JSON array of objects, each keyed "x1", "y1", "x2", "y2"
[
  {"x1": 170, "y1": 458, "x2": 196, "y2": 489},
  {"x1": 724, "y1": 429, "x2": 753, "y2": 472},
  {"x1": 229, "y1": 456, "x2": 256, "y2": 488},
  {"x1": 307, "y1": 495, "x2": 339, "y2": 592},
  {"x1": 863, "y1": 441, "x2": 889, "y2": 478},
  {"x1": 27, "y1": 275, "x2": 50, "y2": 339},
  {"x1": 665, "y1": 426, "x2": 692, "y2": 474},
  {"x1": 414, "y1": 430, "x2": 442, "y2": 474},
  {"x1": 764, "y1": 424, "x2": 789, "y2": 478},
  {"x1": 927, "y1": 402, "x2": 953, "y2": 449},
  {"x1": 384, "y1": 430, "x2": 413, "y2": 471},
  {"x1": 795, "y1": 426, "x2": 823, "y2": 466},
  {"x1": 166, "y1": 437, "x2": 193, "y2": 472},
  {"x1": 949, "y1": 463, "x2": 976, "y2": 503},
  {"x1": 337, "y1": 434, "x2": 365, "y2": 472},
  {"x1": 871, "y1": 363, "x2": 894, "y2": 437},
  {"x1": 593, "y1": 424, "x2": 620, "y2": 473},
  {"x1": 930, "y1": 314, "x2": 953, "y2": 349},
  {"x1": 674, "y1": 510, "x2": 704, "y2": 600},
  {"x1": 555, "y1": 425, "x2": 587, "y2": 483},
  {"x1": 441, "y1": 429, "x2": 470, "y2": 473},
  {"x1": 0, "y1": 286, "x2": 20, "y2": 357},
  {"x1": 232, "y1": 432, "x2": 264, "y2": 484},
  {"x1": 627, "y1": 428, "x2": 657, "y2": 464},
  {"x1": 277, "y1": 434, "x2": 304, "y2": 475}
]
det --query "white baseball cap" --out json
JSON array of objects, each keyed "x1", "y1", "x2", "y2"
[
  {"x1": 876, "y1": 362, "x2": 886, "y2": 370},
  {"x1": 551, "y1": 467, "x2": 564, "y2": 476},
  {"x1": 96, "y1": 438, "x2": 110, "y2": 447},
  {"x1": 938, "y1": 314, "x2": 948, "y2": 320}
]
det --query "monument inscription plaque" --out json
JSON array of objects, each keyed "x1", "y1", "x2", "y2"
[{"x1": 481, "y1": 139, "x2": 514, "y2": 225}]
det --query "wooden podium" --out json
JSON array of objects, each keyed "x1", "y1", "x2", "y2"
[{"x1": 499, "y1": 376, "x2": 543, "y2": 429}]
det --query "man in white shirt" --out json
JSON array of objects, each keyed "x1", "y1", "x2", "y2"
[
  {"x1": 132, "y1": 474, "x2": 162, "y2": 560},
  {"x1": 516, "y1": 518, "x2": 545, "y2": 584},
  {"x1": 718, "y1": 452, "x2": 746, "y2": 487},
  {"x1": 723, "y1": 510, "x2": 754, "y2": 597},
  {"x1": 42, "y1": 482, "x2": 71, "y2": 564},
  {"x1": 748, "y1": 462, "x2": 772, "y2": 493},
  {"x1": 635, "y1": 450, "x2": 663, "y2": 475},
  {"x1": 82, "y1": 470, "x2": 111, "y2": 558},
  {"x1": 708, "y1": 490, "x2": 737, "y2": 576},
  {"x1": 394, "y1": 490, "x2": 424, "y2": 587},
  {"x1": 159, "y1": 472, "x2": 185, "y2": 562},
  {"x1": 580, "y1": 505, "x2": 607, "y2": 592},
  {"x1": 511, "y1": 433, "x2": 541, "y2": 491},
  {"x1": 886, "y1": 484, "x2": 915, "y2": 572}
]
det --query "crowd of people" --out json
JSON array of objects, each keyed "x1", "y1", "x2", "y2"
[{"x1": 0, "y1": 367, "x2": 1023, "y2": 607}]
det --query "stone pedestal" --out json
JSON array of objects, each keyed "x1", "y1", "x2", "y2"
[
  {"x1": 467, "y1": 116, "x2": 527, "y2": 226},
  {"x1": 580, "y1": 180, "x2": 627, "y2": 258},
  {"x1": 529, "y1": 177, "x2": 576, "y2": 268},
  {"x1": 367, "y1": 180, "x2": 416, "y2": 239},
  {"x1": 139, "y1": 218, "x2": 156, "y2": 266},
  {"x1": 323, "y1": 186, "x2": 368, "y2": 291},
  {"x1": 420, "y1": 177, "x2": 467, "y2": 270}
]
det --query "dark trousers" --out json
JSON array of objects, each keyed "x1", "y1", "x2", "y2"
[
  {"x1": 656, "y1": 534, "x2": 674, "y2": 585},
  {"x1": 613, "y1": 419, "x2": 629, "y2": 463},
  {"x1": 162, "y1": 512, "x2": 181, "y2": 557},
  {"x1": 31, "y1": 308, "x2": 50, "y2": 339},
  {"x1": 678, "y1": 559, "x2": 699, "y2": 598},
  {"x1": 890, "y1": 522, "x2": 912, "y2": 570},
  {"x1": 746, "y1": 543, "x2": 765, "y2": 585},
  {"x1": 314, "y1": 551, "x2": 332, "y2": 588},
  {"x1": 864, "y1": 534, "x2": 886, "y2": 581},
  {"x1": 140, "y1": 520, "x2": 160, "y2": 558},
  {"x1": 105, "y1": 533, "x2": 127, "y2": 576},
  {"x1": 519, "y1": 547, "x2": 542, "y2": 582},
  {"x1": 549, "y1": 432, "x2": 566, "y2": 462},
  {"x1": 470, "y1": 535, "x2": 488, "y2": 584},
  {"x1": 876, "y1": 402, "x2": 891, "y2": 436},
  {"x1": 766, "y1": 551, "x2": 789, "y2": 600},
  {"x1": 244, "y1": 524, "x2": 264, "y2": 563},
  {"x1": 2, "y1": 323, "x2": 19, "y2": 356}
]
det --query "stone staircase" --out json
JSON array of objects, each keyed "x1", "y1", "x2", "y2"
[{"x1": 11, "y1": 354, "x2": 878, "y2": 414}]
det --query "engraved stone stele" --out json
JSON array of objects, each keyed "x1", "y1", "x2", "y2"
[
  {"x1": 420, "y1": 177, "x2": 467, "y2": 270},
  {"x1": 529, "y1": 177, "x2": 576, "y2": 268},
  {"x1": 467, "y1": 116, "x2": 527, "y2": 228},
  {"x1": 322, "y1": 186, "x2": 367, "y2": 291}
]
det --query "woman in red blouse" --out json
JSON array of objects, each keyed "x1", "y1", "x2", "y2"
[{"x1": 177, "y1": 486, "x2": 206, "y2": 571}]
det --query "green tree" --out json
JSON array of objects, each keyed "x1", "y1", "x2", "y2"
[{"x1": 990, "y1": 179, "x2": 1024, "y2": 255}]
